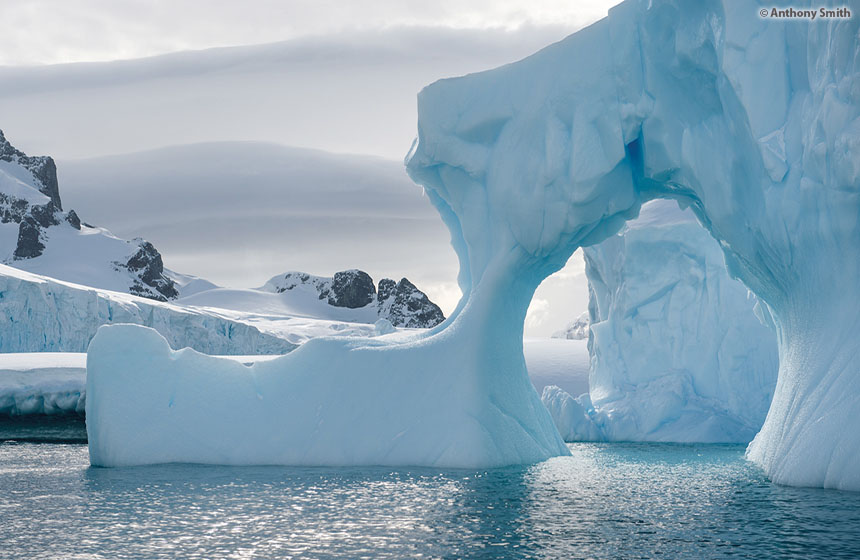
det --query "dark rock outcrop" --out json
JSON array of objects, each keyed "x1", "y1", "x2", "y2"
[
  {"x1": 13, "y1": 217, "x2": 44, "y2": 259},
  {"x1": 328, "y1": 270, "x2": 376, "y2": 309},
  {"x1": 377, "y1": 277, "x2": 445, "y2": 328},
  {"x1": 122, "y1": 240, "x2": 179, "y2": 302},
  {"x1": 0, "y1": 129, "x2": 61, "y2": 210},
  {"x1": 65, "y1": 209, "x2": 81, "y2": 230},
  {"x1": 268, "y1": 269, "x2": 446, "y2": 328}
]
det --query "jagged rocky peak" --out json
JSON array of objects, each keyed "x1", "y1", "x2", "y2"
[
  {"x1": 122, "y1": 240, "x2": 179, "y2": 302},
  {"x1": 0, "y1": 128, "x2": 179, "y2": 302},
  {"x1": 0, "y1": 128, "x2": 61, "y2": 210},
  {"x1": 551, "y1": 311, "x2": 591, "y2": 340},
  {"x1": 266, "y1": 269, "x2": 446, "y2": 328},
  {"x1": 377, "y1": 277, "x2": 445, "y2": 329},
  {"x1": 329, "y1": 270, "x2": 376, "y2": 308}
]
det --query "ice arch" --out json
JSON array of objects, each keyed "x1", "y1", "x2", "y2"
[
  {"x1": 86, "y1": 0, "x2": 857, "y2": 489},
  {"x1": 406, "y1": 0, "x2": 860, "y2": 489}
]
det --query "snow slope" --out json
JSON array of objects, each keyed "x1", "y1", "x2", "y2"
[
  {"x1": 0, "y1": 129, "x2": 192, "y2": 301},
  {"x1": 543, "y1": 200, "x2": 778, "y2": 443}
]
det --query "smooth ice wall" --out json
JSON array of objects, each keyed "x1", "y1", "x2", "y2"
[{"x1": 407, "y1": 0, "x2": 860, "y2": 489}]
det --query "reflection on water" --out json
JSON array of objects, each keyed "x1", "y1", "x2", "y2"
[{"x1": 1, "y1": 442, "x2": 859, "y2": 559}]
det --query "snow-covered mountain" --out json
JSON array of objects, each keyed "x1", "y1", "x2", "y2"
[
  {"x1": 183, "y1": 269, "x2": 445, "y2": 329},
  {"x1": 0, "y1": 129, "x2": 190, "y2": 301},
  {"x1": 551, "y1": 311, "x2": 590, "y2": 340}
]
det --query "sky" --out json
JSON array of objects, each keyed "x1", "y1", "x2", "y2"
[
  {"x1": 0, "y1": 0, "x2": 622, "y2": 336},
  {"x1": 0, "y1": 1, "x2": 619, "y2": 66}
]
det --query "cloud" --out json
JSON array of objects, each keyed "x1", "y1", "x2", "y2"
[
  {"x1": 526, "y1": 298, "x2": 551, "y2": 329},
  {"x1": 0, "y1": 25, "x2": 606, "y2": 161},
  {"x1": 0, "y1": 1, "x2": 621, "y2": 66}
]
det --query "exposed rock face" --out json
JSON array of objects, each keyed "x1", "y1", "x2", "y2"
[
  {"x1": 122, "y1": 240, "x2": 179, "y2": 302},
  {"x1": 0, "y1": 128, "x2": 61, "y2": 209},
  {"x1": 267, "y1": 270, "x2": 446, "y2": 328},
  {"x1": 13, "y1": 217, "x2": 44, "y2": 259},
  {"x1": 377, "y1": 277, "x2": 445, "y2": 329},
  {"x1": 329, "y1": 270, "x2": 376, "y2": 308},
  {"x1": 0, "y1": 128, "x2": 180, "y2": 302}
]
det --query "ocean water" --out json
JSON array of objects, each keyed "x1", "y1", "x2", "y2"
[{"x1": 1, "y1": 441, "x2": 859, "y2": 559}]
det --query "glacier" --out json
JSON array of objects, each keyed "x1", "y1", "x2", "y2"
[
  {"x1": 0, "y1": 264, "x2": 295, "y2": 354},
  {"x1": 87, "y1": 0, "x2": 860, "y2": 489},
  {"x1": 542, "y1": 200, "x2": 779, "y2": 443}
]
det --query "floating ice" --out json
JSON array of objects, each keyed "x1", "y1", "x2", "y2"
[
  {"x1": 89, "y1": 0, "x2": 860, "y2": 488},
  {"x1": 406, "y1": 0, "x2": 860, "y2": 489}
]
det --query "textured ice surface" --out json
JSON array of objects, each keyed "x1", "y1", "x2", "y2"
[
  {"x1": 543, "y1": 200, "x2": 779, "y2": 443},
  {"x1": 0, "y1": 264, "x2": 295, "y2": 354},
  {"x1": 89, "y1": 0, "x2": 860, "y2": 485},
  {"x1": 0, "y1": 353, "x2": 86, "y2": 416},
  {"x1": 406, "y1": 1, "x2": 860, "y2": 488},
  {"x1": 0, "y1": 353, "x2": 282, "y2": 416},
  {"x1": 87, "y1": 325, "x2": 567, "y2": 467},
  {"x1": 2, "y1": 340, "x2": 568, "y2": 417}
]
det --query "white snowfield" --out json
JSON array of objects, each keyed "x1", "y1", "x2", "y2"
[
  {"x1": 89, "y1": 0, "x2": 860, "y2": 489},
  {"x1": 542, "y1": 200, "x2": 779, "y2": 444}
]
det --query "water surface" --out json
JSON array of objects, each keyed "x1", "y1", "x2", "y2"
[{"x1": 1, "y1": 442, "x2": 859, "y2": 559}]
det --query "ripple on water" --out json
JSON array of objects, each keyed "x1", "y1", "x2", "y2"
[{"x1": 1, "y1": 442, "x2": 859, "y2": 559}]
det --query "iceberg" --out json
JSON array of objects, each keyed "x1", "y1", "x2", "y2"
[
  {"x1": 543, "y1": 200, "x2": 779, "y2": 443},
  {"x1": 0, "y1": 353, "x2": 86, "y2": 416},
  {"x1": 87, "y1": 323, "x2": 567, "y2": 467},
  {"x1": 89, "y1": 0, "x2": 860, "y2": 489},
  {"x1": 406, "y1": 1, "x2": 860, "y2": 489}
]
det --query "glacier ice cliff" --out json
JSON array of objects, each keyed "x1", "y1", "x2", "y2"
[
  {"x1": 542, "y1": 200, "x2": 779, "y2": 443},
  {"x1": 88, "y1": 0, "x2": 860, "y2": 488},
  {"x1": 0, "y1": 265, "x2": 295, "y2": 354}
]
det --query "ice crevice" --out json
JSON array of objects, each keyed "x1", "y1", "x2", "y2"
[{"x1": 87, "y1": 0, "x2": 859, "y2": 489}]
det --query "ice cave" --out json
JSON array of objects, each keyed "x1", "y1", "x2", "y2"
[{"x1": 87, "y1": 0, "x2": 860, "y2": 490}]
